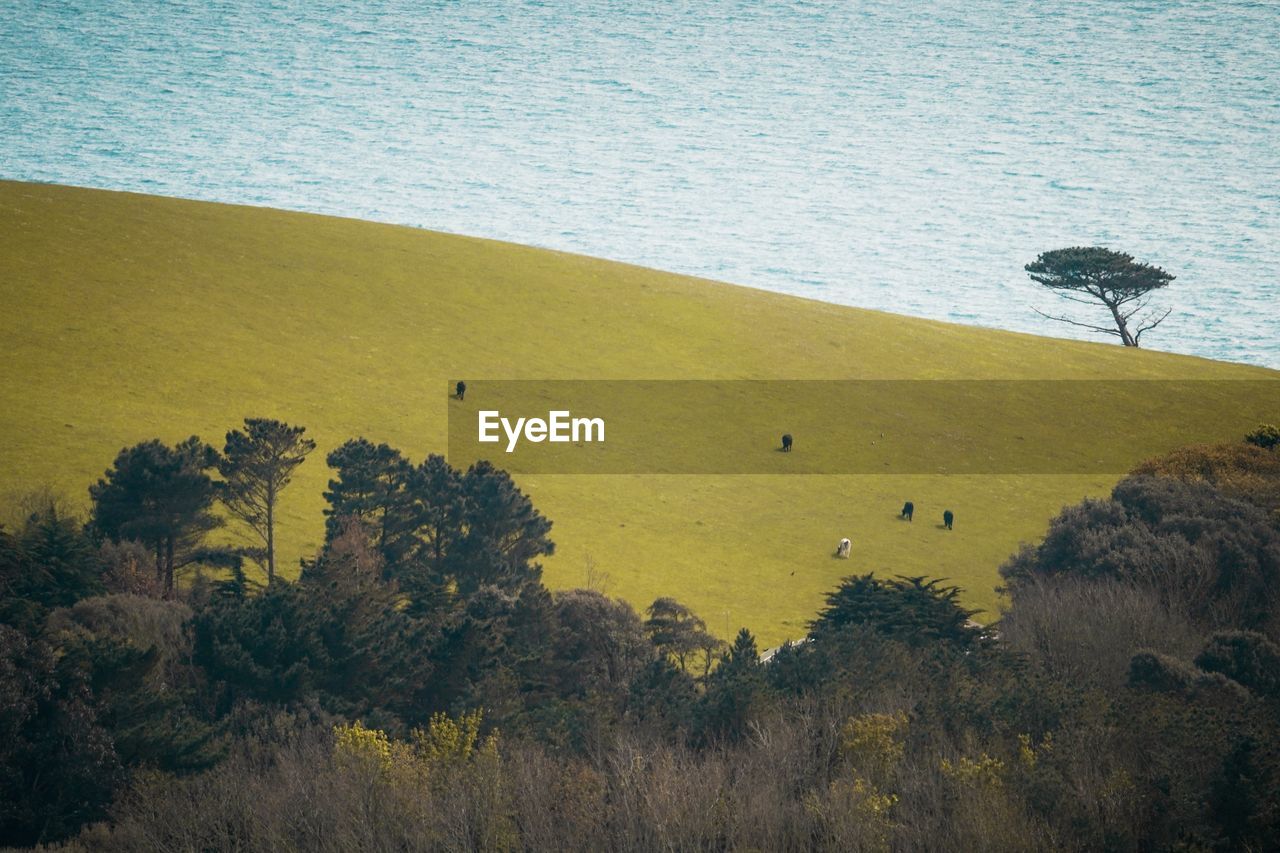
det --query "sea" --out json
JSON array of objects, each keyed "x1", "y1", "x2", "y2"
[{"x1": 2, "y1": 0, "x2": 1277, "y2": 367}]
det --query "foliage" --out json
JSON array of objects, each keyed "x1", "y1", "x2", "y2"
[
  {"x1": 997, "y1": 576, "x2": 1203, "y2": 689},
  {"x1": 324, "y1": 447, "x2": 554, "y2": 609},
  {"x1": 1131, "y1": 440, "x2": 1280, "y2": 514},
  {"x1": 841, "y1": 711, "x2": 908, "y2": 785},
  {"x1": 806, "y1": 775, "x2": 898, "y2": 853},
  {"x1": 330, "y1": 712, "x2": 511, "y2": 849},
  {"x1": 644, "y1": 596, "x2": 723, "y2": 676},
  {"x1": 322, "y1": 439, "x2": 415, "y2": 567},
  {"x1": 44, "y1": 595, "x2": 219, "y2": 772},
  {"x1": 451, "y1": 460, "x2": 555, "y2": 595},
  {"x1": 193, "y1": 556, "x2": 437, "y2": 725},
  {"x1": 0, "y1": 504, "x2": 102, "y2": 625},
  {"x1": 1025, "y1": 245, "x2": 1175, "y2": 346},
  {"x1": 624, "y1": 657, "x2": 698, "y2": 738},
  {"x1": 8, "y1": 436, "x2": 1280, "y2": 849},
  {"x1": 549, "y1": 589, "x2": 652, "y2": 704},
  {"x1": 799, "y1": 711, "x2": 911, "y2": 852},
  {"x1": 1127, "y1": 649, "x2": 1246, "y2": 699},
  {"x1": 89, "y1": 437, "x2": 222, "y2": 593},
  {"x1": 810, "y1": 573, "x2": 981, "y2": 648},
  {"x1": 1002, "y1": 475, "x2": 1280, "y2": 637},
  {"x1": 695, "y1": 628, "x2": 764, "y2": 742},
  {"x1": 1209, "y1": 737, "x2": 1280, "y2": 850},
  {"x1": 1195, "y1": 631, "x2": 1280, "y2": 699},
  {"x1": 413, "y1": 709, "x2": 492, "y2": 766},
  {"x1": 1245, "y1": 423, "x2": 1280, "y2": 451},
  {"x1": 0, "y1": 624, "x2": 120, "y2": 848},
  {"x1": 218, "y1": 418, "x2": 316, "y2": 584},
  {"x1": 97, "y1": 540, "x2": 165, "y2": 598},
  {"x1": 332, "y1": 719, "x2": 393, "y2": 772}
]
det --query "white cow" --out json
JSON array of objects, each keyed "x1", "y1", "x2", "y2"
[{"x1": 836, "y1": 537, "x2": 851, "y2": 559}]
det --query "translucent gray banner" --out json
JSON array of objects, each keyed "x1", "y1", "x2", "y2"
[{"x1": 446, "y1": 380, "x2": 1279, "y2": 474}]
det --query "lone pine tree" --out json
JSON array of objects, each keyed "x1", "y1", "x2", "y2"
[{"x1": 1025, "y1": 246, "x2": 1175, "y2": 347}]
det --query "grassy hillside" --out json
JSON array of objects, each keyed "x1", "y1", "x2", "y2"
[{"x1": 1, "y1": 180, "x2": 1275, "y2": 646}]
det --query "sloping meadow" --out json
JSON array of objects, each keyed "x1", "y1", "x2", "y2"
[{"x1": 2, "y1": 181, "x2": 1276, "y2": 646}]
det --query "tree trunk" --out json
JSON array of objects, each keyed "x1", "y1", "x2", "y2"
[
  {"x1": 164, "y1": 535, "x2": 175, "y2": 594},
  {"x1": 266, "y1": 495, "x2": 275, "y2": 585},
  {"x1": 1107, "y1": 301, "x2": 1138, "y2": 346}
]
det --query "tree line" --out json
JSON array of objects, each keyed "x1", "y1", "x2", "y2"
[{"x1": 2, "y1": 422, "x2": 1279, "y2": 849}]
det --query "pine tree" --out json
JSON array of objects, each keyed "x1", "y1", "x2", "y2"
[
  {"x1": 323, "y1": 438, "x2": 415, "y2": 566},
  {"x1": 644, "y1": 597, "x2": 722, "y2": 674},
  {"x1": 218, "y1": 418, "x2": 316, "y2": 584},
  {"x1": 323, "y1": 446, "x2": 554, "y2": 609},
  {"x1": 810, "y1": 574, "x2": 980, "y2": 648},
  {"x1": 698, "y1": 628, "x2": 764, "y2": 742},
  {"x1": 89, "y1": 437, "x2": 221, "y2": 593},
  {"x1": 451, "y1": 460, "x2": 554, "y2": 595},
  {"x1": 21, "y1": 506, "x2": 102, "y2": 608},
  {"x1": 1025, "y1": 246, "x2": 1175, "y2": 346}
]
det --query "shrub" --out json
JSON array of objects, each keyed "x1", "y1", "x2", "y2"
[
  {"x1": 1195, "y1": 631, "x2": 1280, "y2": 699},
  {"x1": 1128, "y1": 649, "x2": 1248, "y2": 700},
  {"x1": 1132, "y1": 441, "x2": 1280, "y2": 513},
  {"x1": 1245, "y1": 424, "x2": 1280, "y2": 451},
  {"x1": 1001, "y1": 476, "x2": 1280, "y2": 637}
]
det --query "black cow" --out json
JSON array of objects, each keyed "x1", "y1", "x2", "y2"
[
  {"x1": 781, "y1": 433, "x2": 793, "y2": 452},
  {"x1": 455, "y1": 380, "x2": 466, "y2": 401},
  {"x1": 901, "y1": 501, "x2": 914, "y2": 521},
  {"x1": 943, "y1": 510, "x2": 954, "y2": 530}
]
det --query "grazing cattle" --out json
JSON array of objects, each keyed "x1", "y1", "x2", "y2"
[
  {"x1": 781, "y1": 433, "x2": 793, "y2": 452},
  {"x1": 901, "y1": 501, "x2": 914, "y2": 521},
  {"x1": 836, "y1": 537, "x2": 851, "y2": 558},
  {"x1": 455, "y1": 380, "x2": 466, "y2": 401},
  {"x1": 943, "y1": 510, "x2": 954, "y2": 530}
]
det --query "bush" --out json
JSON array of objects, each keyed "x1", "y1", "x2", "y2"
[
  {"x1": 98, "y1": 541, "x2": 164, "y2": 598},
  {"x1": 1195, "y1": 631, "x2": 1280, "y2": 699},
  {"x1": 1132, "y1": 441, "x2": 1280, "y2": 513},
  {"x1": 1245, "y1": 424, "x2": 1280, "y2": 451},
  {"x1": 1127, "y1": 649, "x2": 1248, "y2": 701},
  {"x1": 1001, "y1": 476, "x2": 1280, "y2": 637}
]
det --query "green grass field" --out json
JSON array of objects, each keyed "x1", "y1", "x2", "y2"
[{"x1": 2, "y1": 180, "x2": 1276, "y2": 647}]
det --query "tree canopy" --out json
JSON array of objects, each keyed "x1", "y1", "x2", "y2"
[
  {"x1": 9, "y1": 427, "x2": 1280, "y2": 850},
  {"x1": 89, "y1": 437, "x2": 222, "y2": 593},
  {"x1": 810, "y1": 573, "x2": 981, "y2": 648},
  {"x1": 645, "y1": 596, "x2": 723, "y2": 676},
  {"x1": 323, "y1": 445, "x2": 554, "y2": 606},
  {"x1": 218, "y1": 418, "x2": 316, "y2": 584}
]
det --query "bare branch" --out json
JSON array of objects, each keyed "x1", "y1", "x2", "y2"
[
  {"x1": 1118, "y1": 295, "x2": 1153, "y2": 323},
  {"x1": 1133, "y1": 307, "x2": 1173, "y2": 343},
  {"x1": 1032, "y1": 307, "x2": 1124, "y2": 338}
]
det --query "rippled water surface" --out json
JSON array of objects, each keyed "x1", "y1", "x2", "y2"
[{"x1": 2, "y1": 0, "x2": 1277, "y2": 366}]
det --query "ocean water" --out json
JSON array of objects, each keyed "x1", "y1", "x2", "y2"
[{"x1": 2, "y1": 0, "x2": 1277, "y2": 368}]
